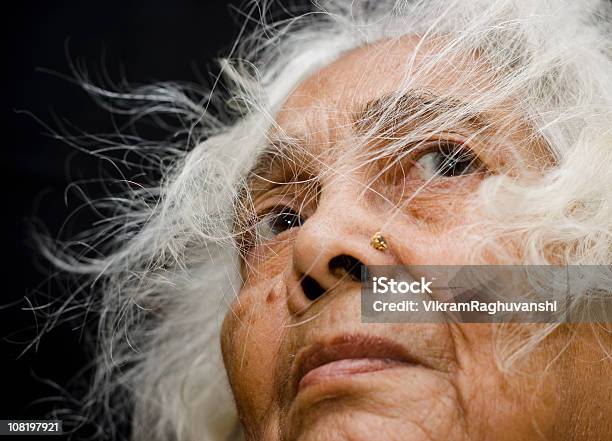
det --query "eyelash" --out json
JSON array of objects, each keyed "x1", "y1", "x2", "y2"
[
  {"x1": 413, "y1": 139, "x2": 484, "y2": 178},
  {"x1": 245, "y1": 206, "x2": 305, "y2": 248},
  {"x1": 262, "y1": 208, "x2": 305, "y2": 235}
]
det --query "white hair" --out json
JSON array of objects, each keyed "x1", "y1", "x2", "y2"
[{"x1": 39, "y1": 0, "x2": 612, "y2": 440}]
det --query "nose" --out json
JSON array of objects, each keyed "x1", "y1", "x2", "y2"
[{"x1": 287, "y1": 202, "x2": 395, "y2": 313}]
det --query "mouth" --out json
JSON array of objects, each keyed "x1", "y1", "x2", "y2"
[{"x1": 295, "y1": 333, "x2": 419, "y2": 392}]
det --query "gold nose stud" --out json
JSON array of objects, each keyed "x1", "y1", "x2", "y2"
[{"x1": 370, "y1": 231, "x2": 388, "y2": 251}]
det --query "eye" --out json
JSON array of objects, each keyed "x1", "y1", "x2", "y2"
[
  {"x1": 256, "y1": 208, "x2": 305, "y2": 242},
  {"x1": 415, "y1": 141, "x2": 482, "y2": 178},
  {"x1": 268, "y1": 208, "x2": 304, "y2": 234}
]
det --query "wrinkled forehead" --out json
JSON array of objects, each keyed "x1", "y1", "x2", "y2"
[{"x1": 273, "y1": 36, "x2": 489, "y2": 139}]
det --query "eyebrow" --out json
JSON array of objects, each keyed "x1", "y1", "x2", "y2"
[
  {"x1": 352, "y1": 88, "x2": 493, "y2": 138},
  {"x1": 247, "y1": 137, "x2": 315, "y2": 189}
]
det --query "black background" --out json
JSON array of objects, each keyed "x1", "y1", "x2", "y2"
[{"x1": 3, "y1": 0, "x2": 302, "y2": 436}]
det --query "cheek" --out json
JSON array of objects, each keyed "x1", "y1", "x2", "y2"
[
  {"x1": 222, "y1": 242, "x2": 295, "y2": 428},
  {"x1": 241, "y1": 232, "x2": 296, "y2": 286},
  {"x1": 388, "y1": 179, "x2": 495, "y2": 264},
  {"x1": 451, "y1": 324, "x2": 568, "y2": 440},
  {"x1": 379, "y1": 170, "x2": 483, "y2": 212},
  {"x1": 391, "y1": 222, "x2": 484, "y2": 265},
  {"x1": 401, "y1": 176, "x2": 483, "y2": 225}
]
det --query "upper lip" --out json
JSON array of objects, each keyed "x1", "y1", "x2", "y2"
[{"x1": 292, "y1": 333, "x2": 420, "y2": 392}]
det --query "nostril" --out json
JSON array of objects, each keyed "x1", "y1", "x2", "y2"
[
  {"x1": 301, "y1": 275, "x2": 326, "y2": 301},
  {"x1": 299, "y1": 255, "x2": 364, "y2": 303},
  {"x1": 328, "y1": 254, "x2": 363, "y2": 282}
]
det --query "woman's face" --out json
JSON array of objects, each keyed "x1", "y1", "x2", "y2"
[{"x1": 221, "y1": 38, "x2": 611, "y2": 441}]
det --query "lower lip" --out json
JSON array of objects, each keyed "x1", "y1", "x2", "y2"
[{"x1": 298, "y1": 358, "x2": 406, "y2": 390}]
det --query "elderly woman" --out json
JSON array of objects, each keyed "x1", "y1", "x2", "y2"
[{"x1": 46, "y1": 0, "x2": 612, "y2": 440}]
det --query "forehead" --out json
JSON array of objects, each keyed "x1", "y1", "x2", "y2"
[{"x1": 273, "y1": 36, "x2": 487, "y2": 136}]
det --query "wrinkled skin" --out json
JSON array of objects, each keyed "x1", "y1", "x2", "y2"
[{"x1": 221, "y1": 37, "x2": 612, "y2": 441}]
